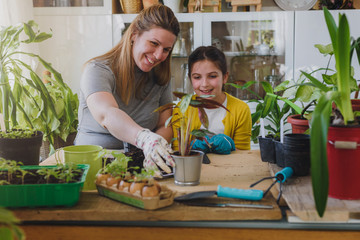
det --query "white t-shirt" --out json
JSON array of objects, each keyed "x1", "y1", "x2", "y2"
[{"x1": 200, "y1": 96, "x2": 228, "y2": 136}]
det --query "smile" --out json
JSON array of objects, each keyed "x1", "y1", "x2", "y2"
[{"x1": 146, "y1": 56, "x2": 154, "y2": 64}]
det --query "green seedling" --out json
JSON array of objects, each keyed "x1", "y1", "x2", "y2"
[{"x1": 36, "y1": 168, "x2": 60, "y2": 184}]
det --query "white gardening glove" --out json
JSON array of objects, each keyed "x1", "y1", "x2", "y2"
[{"x1": 135, "y1": 129, "x2": 175, "y2": 175}]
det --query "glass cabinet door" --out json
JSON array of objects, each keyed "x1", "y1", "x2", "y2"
[
  {"x1": 202, "y1": 12, "x2": 294, "y2": 101},
  {"x1": 33, "y1": 0, "x2": 112, "y2": 15},
  {"x1": 112, "y1": 13, "x2": 203, "y2": 100}
]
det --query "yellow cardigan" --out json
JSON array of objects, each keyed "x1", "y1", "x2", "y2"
[{"x1": 172, "y1": 93, "x2": 252, "y2": 151}]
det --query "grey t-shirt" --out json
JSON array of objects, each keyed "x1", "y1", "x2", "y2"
[{"x1": 74, "y1": 60, "x2": 172, "y2": 149}]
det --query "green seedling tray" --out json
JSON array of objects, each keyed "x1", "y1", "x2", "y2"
[{"x1": 0, "y1": 164, "x2": 89, "y2": 208}]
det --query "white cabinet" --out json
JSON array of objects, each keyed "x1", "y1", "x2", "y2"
[{"x1": 34, "y1": 15, "x2": 112, "y2": 93}]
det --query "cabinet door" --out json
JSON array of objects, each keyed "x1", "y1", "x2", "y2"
[
  {"x1": 34, "y1": 15, "x2": 113, "y2": 93},
  {"x1": 112, "y1": 13, "x2": 203, "y2": 98},
  {"x1": 33, "y1": 0, "x2": 112, "y2": 15},
  {"x1": 202, "y1": 11, "x2": 294, "y2": 103},
  {"x1": 294, "y1": 10, "x2": 360, "y2": 83}
]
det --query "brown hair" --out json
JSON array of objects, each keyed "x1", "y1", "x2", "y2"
[{"x1": 90, "y1": 4, "x2": 180, "y2": 105}]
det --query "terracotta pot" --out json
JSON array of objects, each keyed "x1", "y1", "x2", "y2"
[
  {"x1": 287, "y1": 114, "x2": 309, "y2": 134},
  {"x1": 327, "y1": 125, "x2": 360, "y2": 199}
]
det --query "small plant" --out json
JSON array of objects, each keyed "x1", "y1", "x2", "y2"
[
  {"x1": 36, "y1": 168, "x2": 60, "y2": 184},
  {"x1": 0, "y1": 128, "x2": 37, "y2": 139},
  {"x1": 0, "y1": 159, "x2": 22, "y2": 183},
  {"x1": 155, "y1": 92, "x2": 228, "y2": 156},
  {"x1": 57, "y1": 163, "x2": 82, "y2": 183},
  {"x1": 16, "y1": 168, "x2": 34, "y2": 185}
]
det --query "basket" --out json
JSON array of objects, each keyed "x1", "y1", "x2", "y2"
[{"x1": 119, "y1": 0, "x2": 143, "y2": 13}]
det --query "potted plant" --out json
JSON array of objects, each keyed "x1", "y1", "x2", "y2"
[
  {"x1": 302, "y1": 8, "x2": 360, "y2": 217},
  {"x1": 0, "y1": 20, "x2": 78, "y2": 160},
  {"x1": 227, "y1": 80, "x2": 302, "y2": 166},
  {"x1": 155, "y1": 91, "x2": 228, "y2": 185},
  {"x1": 0, "y1": 157, "x2": 89, "y2": 208}
]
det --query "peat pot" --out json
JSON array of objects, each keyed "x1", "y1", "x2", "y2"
[
  {"x1": 0, "y1": 131, "x2": 43, "y2": 165},
  {"x1": 283, "y1": 134, "x2": 310, "y2": 176},
  {"x1": 172, "y1": 150, "x2": 204, "y2": 186},
  {"x1": 327, "y1": 125, "x2": 360, "y2": 199}
]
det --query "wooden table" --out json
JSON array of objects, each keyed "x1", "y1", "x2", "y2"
[{"x1": 12, "y1": 150, "x2": 360, "y2": 240}]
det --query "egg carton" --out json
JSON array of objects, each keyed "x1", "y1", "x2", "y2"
[{"x1": 96, "y1": 182, "x2": 175, "y2": 210}]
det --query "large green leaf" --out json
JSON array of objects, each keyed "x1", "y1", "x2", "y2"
[{"x1": 310, "y1": 92, "x2": 337, "y2": 217}]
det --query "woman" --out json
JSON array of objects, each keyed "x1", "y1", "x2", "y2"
[
  {"x1": 75, "y1": 4, "x2": 180, "y2": 175},
  {"x1": 172, "y1": 46, "x2": 252, "y2": 153}
]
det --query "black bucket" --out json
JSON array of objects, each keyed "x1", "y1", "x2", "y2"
[{"x1": 283, "y1": 134, "x2": 310, "y2": 176}]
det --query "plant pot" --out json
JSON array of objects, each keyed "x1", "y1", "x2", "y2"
[
  {"x1": 0, "y1": 131, "x2": 43, "y2": 165},
  {"x1": 283, "y1": 134, "x2": 310, "y2": 176},
  {"x1": 287, "y1": 114, "x2": 309, "y2": 134},
  {"x1": 327, "y1": 125, "x2": 360, "y2": 199},
  {"x1": 60, "y1": 145, "x2": 103, "y2": 190},
  {"x1": 172, "y1": 150, "x2": 204, "y2": 186},
  {"x1": 274, "y1": 140, "x2": 285, "y2": 168},
  {"x1": 0, "y1": 164, "x2": 89, "y2": 208},
  {"x1": 258, "y1": 136, "x2": 276, "y2": 163}
]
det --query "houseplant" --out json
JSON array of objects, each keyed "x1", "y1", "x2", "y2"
[
  {"x1": 303, "y1": 8, "x2": 360, "y2": 217},
  {"x1": 0, "y1": 157, "x2": 89, "y2": 207},
  {"x1": 0, "y1": 20, "x2": 78, "y2": 158},
  {"x1": 227, "y1": 80, "x2": 302, "y2": 166},
  {"x1": 155, "y1": 91, "x2": 228, "y2": 185}
]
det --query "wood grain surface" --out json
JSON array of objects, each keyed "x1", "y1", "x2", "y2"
[
  {"x1": 14, "y1": 150, "x2": 282, "y2": 221},
  {"x1": 269, "y1": 164, "x2": 360, "y2": 222}
]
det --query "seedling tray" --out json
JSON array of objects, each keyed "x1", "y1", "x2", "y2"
[
  {"x1": 96, "y1": 183, "x2": 175, "y2": 210},
  {"x1": 0, "y1": 164, "x2": 89, "y2": 208}
]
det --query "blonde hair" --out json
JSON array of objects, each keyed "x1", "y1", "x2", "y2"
[{"x1": 89, "y1": 4, "x2": 179, "y2": 105}]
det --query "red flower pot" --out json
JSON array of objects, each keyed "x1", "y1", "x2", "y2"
[
  {"x1": 287, "y1": 114, "x2": 309, "y2": 134},
  {"x1": 327, "y1": 125, "x2": 360, "y2": 199}
]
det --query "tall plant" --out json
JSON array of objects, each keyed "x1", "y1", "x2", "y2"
[
  {"x1": 0, "y1": 20, "x2": 78, "y2": 153},
  {"x1": 302, "y1": 8, "x2": 360, "y2": 217}
]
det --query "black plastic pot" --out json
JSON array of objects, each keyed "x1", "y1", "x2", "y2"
[
  {"x1": 258, "y1": 136, "x2": 276, "y2": 164},
  {"x1": 0, "y1": 131, "x2": 43, "y2": 165},
  {"x1": 274, "y1": 140, "x2": 285, "y2": 168},
  {"x1": 283, "y1": 134, "x2": 310, "y2": 176}
]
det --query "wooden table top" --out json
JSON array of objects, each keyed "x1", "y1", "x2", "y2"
[{"x1": 14, "y1": 150, "x2": 282, "y2": 222}]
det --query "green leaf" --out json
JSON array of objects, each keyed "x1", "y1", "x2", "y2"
[
  {"x1": 34, "y1": 32, "x2": 52, "y2": 42},
  {"x1": 179, "y1": 94, "x2": 193, "y2": 114},
  {"x1": 261, "y1": 95, "x2": 275, "y2": 118},
  {"x1": 314, "y1": 43, "x2": 333, "y2": 56},
  {"x1": 260, "y1": 81, "x2": 273, "y2": 94},
  {"x1": 22, "y1": 22, "x2": 36, "y2": 43}
]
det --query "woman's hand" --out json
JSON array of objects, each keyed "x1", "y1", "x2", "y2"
[{"x1": 135, "y1": 129, "x2": 175, "y2": 175}]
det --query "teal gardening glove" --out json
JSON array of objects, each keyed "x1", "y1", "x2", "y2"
[
  {"x1": 191, "y1": 135, "x2": 211, "y2": 153},
  {"x1": 210, "y1": 134, "x2": 235, "y2": 155}
]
